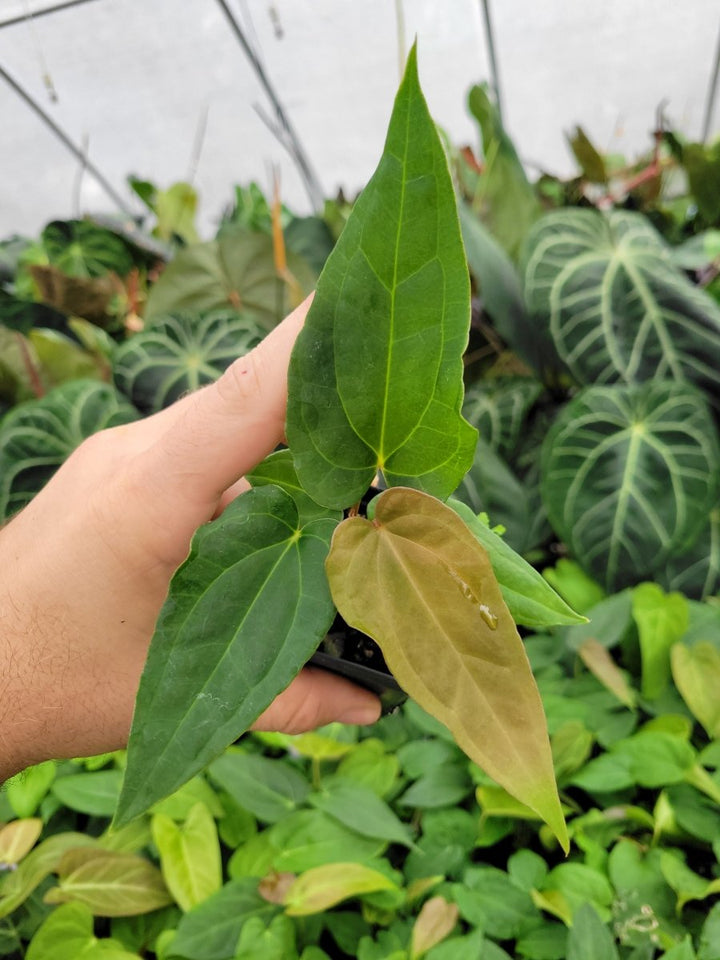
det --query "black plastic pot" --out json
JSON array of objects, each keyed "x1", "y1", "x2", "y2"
[{"x1": 310, "y1": 614, "x2": 407, "y2": 716}]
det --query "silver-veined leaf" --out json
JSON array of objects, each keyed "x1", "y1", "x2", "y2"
[
  {"x1": 113, "y1": 310, "x2": 263, "y2": 413},
  {"x1": 522, "y1": 208, "x2": 720, "y2": 400},
  {"x1": 0, "y1": 379, "x2": 138, "y2": 520},
  {"x1": 541, "y1": 381, "x2": 720, "y2": 590}
]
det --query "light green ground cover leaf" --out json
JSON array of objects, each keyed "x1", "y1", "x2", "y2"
[
  {"x1": 287, "y1": 46, "x2": 476, "y2": 509},
  {"x1": 52, "y1": 771, "x2": 123, "y2": 818},
  {"x1": 633, "y1": 583, "x2": 689, "y2": 700},
  {"x1": 327, "y1": 486, "x2": 567, "y2": 849},
  {"x1": 671, "y1": 642, "x2": 720, "y2": 738},
  {"x1": 0, "y1": 832, "x2": 97, "y2": 919},
  {"x1": 284, "y1": 862, "x2": 399, "y2": 916},
  {"x1": 117, "y1": 485, "x2": 338, "y2": 823},
  {"x1": 4, "y1": 760, "x2": 56, "y2": 818},
  {"x1": 151, "y1": 802, "x2": 221, "y2": 911},
  {"x1": 208, "y1": 752, "x2": 310, "y2": 825},
  {"x1": 26, "y1": 902, "x2": 140, "y2": 960},
  {"x1": 0, "y1": 819, "x2": 42, "y2": 868},
  {"x1": 44, "y1": 848, "x2": 172, "y2": 916}
]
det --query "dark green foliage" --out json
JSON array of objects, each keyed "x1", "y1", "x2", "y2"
[{"x1": 112, "y1": 310, "x2": 264, "y2": 413}]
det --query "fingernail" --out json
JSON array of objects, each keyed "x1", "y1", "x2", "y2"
[{"x1": 338, "y1": 700, "x2": 382, "y2": 725}]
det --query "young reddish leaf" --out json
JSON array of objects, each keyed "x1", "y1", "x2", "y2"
[{"x1": 326, "y1": 487, "x2": 568, "y2": 851}]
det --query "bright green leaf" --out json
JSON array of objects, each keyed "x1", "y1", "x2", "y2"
[
  {"x1": 633, "y1": 583, "x2": 689, "y2": 700},
  {"x1": 566, "y1": 904, "x2": 619, "y2": 960},
  {"x1": 4, "y1": 761, "x2": 56, "y2": 818},
  {"x1": 287, "y1": 46, "x2": 476, "y2": 509},
  {"x1": 26, "y1": 902, "x2": 140, "y2": 960},
  {"x1": 327, "y1": 487, "x2": 567, "y2": 849},
  {"x1": 45, "y1": 848, "x2": 172, "y2": 916},
  {"x1": 284, "y1": 862, "x2": 399, "y2": 916},
  {"x1": 151, "y1": 802, "x2": 221, "y2": 911},
  {"x1": 671, "y1": 642, "x2": 720, "y2": 738}
]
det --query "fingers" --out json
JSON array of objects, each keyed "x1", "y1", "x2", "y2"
[
  {"x1": 251, "y1": 667, "x2": 382, "y2": 735},
  {"x1": 134, "y1": 294, "x2": 311, "y2": 511}
]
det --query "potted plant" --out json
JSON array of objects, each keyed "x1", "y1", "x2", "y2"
[{"x1": 112, "y1": 46, "x2": 585, "y2": 850}]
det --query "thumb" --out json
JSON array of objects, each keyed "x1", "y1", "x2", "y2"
[{"x1": 144, "y1": 294, "x2": 311, "y2": 510}]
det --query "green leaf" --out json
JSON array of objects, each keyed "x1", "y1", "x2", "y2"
[
  {"x1": 247, "y1": 448, "x2": 336, "y2": 523},
  {"x1": 327, "y1": 486, "x2": 567, "y2": 850},
  {"x1": 0, "y1": 832, "x2": 97, "y2": 919},
  {"x1": 286, "y1": 45, "x2": 476, "y2": 509},
  {"x1": 0, "y1": 819, "x2": 42, "y2": 867},
  {"x1": 4, "y1": 760, "x2": 56, "y2": 818},
  {"x1": 153, "y1": 182, "x2": 199, "y2": 245},
  {"x1": 41, "y1": 220, "x2": 133, "y2": 278},
  {"x1": 208, "y1": 751, "x2": 310, "y2": 824},
  {"x1": 611, "y1": 731, "x2": 695, "y2": 787},
  {"x1": 541, "y1": 382, "x2": 720, "y2": 591},
  {"x1": 234, "y1": 914, "x2": 298, "y2": 960},
  {"x1": 451, "y1": 866, "x2": 541, "y2": 940},
  {"x1": 144, "y1": 227, "x2": 311, "y2": 330},
  {"x1": 447, "y1": 498, "x2": 586, "y2": 628},
  {"x1": 309, "y1": 778, "x2": 414, "y2": 848},
  {"x1": 566, "y1": 904, "x2": 619, "y2": 960},
  {"x1": 462, "y1": 377, "x2": 542, "y2": 460},
  {"x1": 632, "y1": 583, "x2": 689, "y2": 700},
  {"x1": 698, "y1": 902, "x2": 720, "y2": 960},
  {"x1": 542, "y1": 559, "x2": 606, "y2": 616},
  {"x1": 26, "y1": 902, "x2": 140, "y2": 960},
  {"x1": 522, "y1": 208, "x2": 720, "y2": 395},
  {"x1": 398, "y1": 762, "x2": 472, "y2": 810},
  {"x1": 466, "y1": 85, "x2": 541, "y2": 258},
  {"x1": 541, "y1": 863, "x2": 614, "y2": 919},
  {"x1": 44, "y1": 848, "x2": 173, "y2": 916},
  {"x1": 170, "y1": 878, "x2": 278, "y2": 960},
  {"x1": 283, "y1": 862, "x2": 399, "y2": 916},
  {"x1": 112, "y1": 310, "x2": 263, "y2": 413},
  {"x1": 117, "y1": 485, "x2": 338, "y2": 823},
  {"x1": 662, "y1": 506, "x2": 720, "y2": 601},
  {"x1": 51, "y1": 771, "x2": 123, "y2": 818},
  {"x1": 671, "y1": 642, "x2": 720, "y2": 737},
  {"x1": 0, "y1": 379, "x2": 138, "y2": 520},
  {"x1": 568, "y1": 126, "x2": 609, "y2": 183},
  {"x1": 660, "y1": 850, "x2": 720, "y2": 912},
  {"x1": 410, "y1": 896, "x2": 459, "y2": 959},
  {"x1": 335, "y1": 738, "x2": 399, "y2": 797},
  {"x1": 151, "y1": 802, "x2": 221, "y2": 912}
]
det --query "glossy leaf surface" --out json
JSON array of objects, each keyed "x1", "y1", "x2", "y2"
[
  {"x1": 326, "y1": 487, "x2": 567, "y2": 849},
  {"x1": 287, "y1": 46, "x2": 476, "y2": 509},
  {"x1": 541, "y1": 382, "x2": 720, "y2": 590},
  {"x1": 117, "y1": 485, "x2": 338, "y2": 824}
]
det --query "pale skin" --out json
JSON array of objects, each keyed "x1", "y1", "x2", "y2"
[{"x1": 0, "y1": 295, "x2": 380, "y2": 782}]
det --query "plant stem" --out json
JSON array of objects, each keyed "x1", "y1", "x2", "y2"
[{"x1": 479, "y1": 0, "x2": 504, "y2": 128}]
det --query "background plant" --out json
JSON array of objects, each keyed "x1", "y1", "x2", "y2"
[{"x1": 1, "y1": 62, "x2": 720, "y2": 960}]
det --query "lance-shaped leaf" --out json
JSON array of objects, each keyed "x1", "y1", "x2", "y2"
[
  {"x1": 116, "y1": 485, "x2": 339, "y2": 825},
  {"x1": 326, "y1": 487, "x2": 568, "y2": 849},
  {"x1": 286, "y1": 45, "x2": 476, "y2": 509}
]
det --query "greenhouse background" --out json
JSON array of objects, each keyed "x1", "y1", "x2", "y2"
[{"x1": 2, "y1": 0, "x2": 719, "y2": 235}]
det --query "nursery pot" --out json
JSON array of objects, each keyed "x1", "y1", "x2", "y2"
[{"x1": 310, "y1": 615, "x2": 407, "y2": 716}]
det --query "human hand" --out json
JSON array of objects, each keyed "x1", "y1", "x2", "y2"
[{"x1": 0, "y1": 296, "x2": 380, "y2": 780}]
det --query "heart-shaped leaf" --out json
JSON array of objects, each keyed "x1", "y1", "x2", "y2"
[
  {"x1": 522, "y1": 208, "x2": 720, "y2": 397},
  {"x1": 541, "y1": 382, "x2": 720, "y2": 590},
  {"x1": 325, "y1": 486, "x2": 567, "y2": 849},
  {"x1": 287, "y1": 45, "x2": 476, "y2": 509},
  {"x1": 116, "y1": 485, "x2": 339, "y2": 824}
]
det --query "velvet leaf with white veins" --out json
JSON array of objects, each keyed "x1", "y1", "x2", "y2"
[
  {"x1": 286, "y1": 44, "x2": 476, "y2": 509},
  {"x1": 325, "y1": 487, "x2": 568, "y2": 850}
]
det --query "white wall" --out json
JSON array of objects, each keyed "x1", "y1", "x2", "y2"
[{"x1": 1, "y1": 0, "x2": 718, "y2": 239}]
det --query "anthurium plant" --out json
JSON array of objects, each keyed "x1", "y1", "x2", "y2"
[{"x1": 113, "y1": 47, "x2": 581, "y2": 844}]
